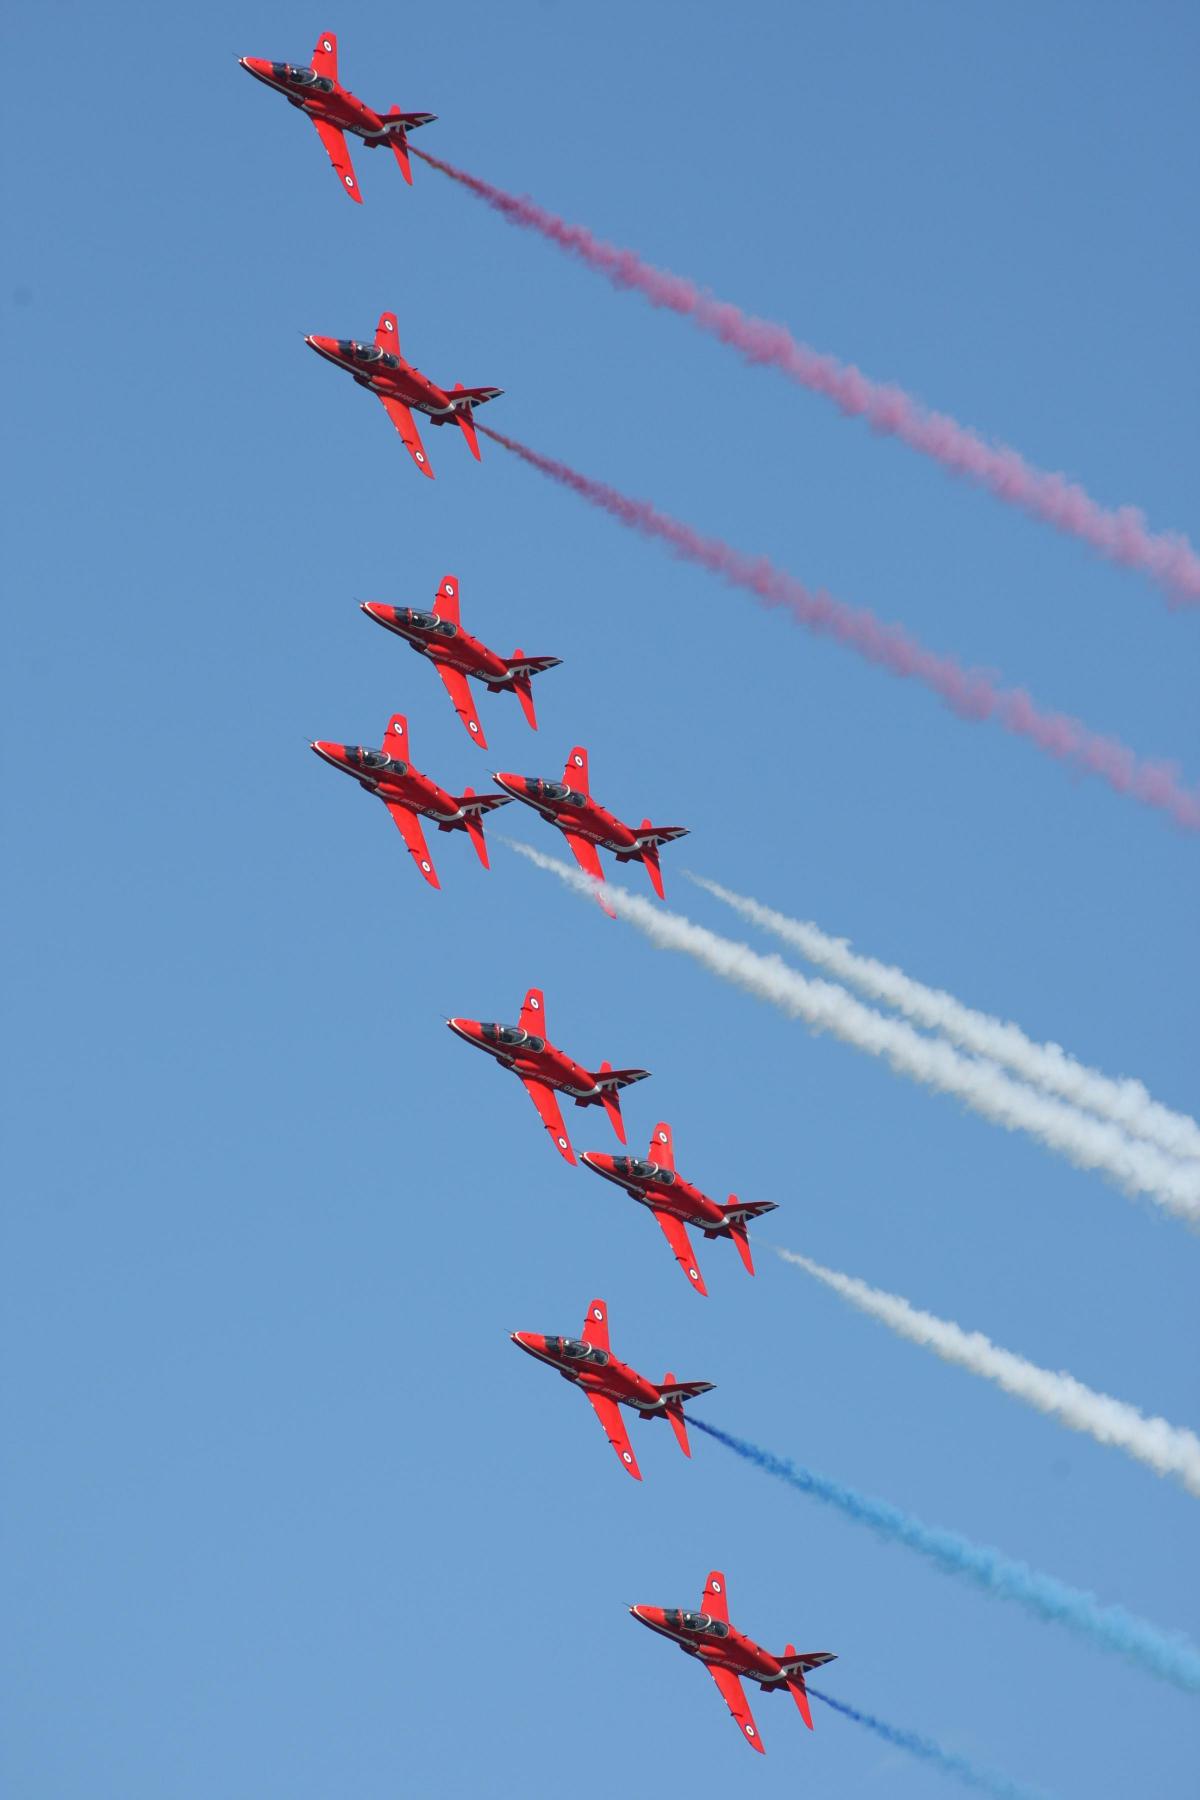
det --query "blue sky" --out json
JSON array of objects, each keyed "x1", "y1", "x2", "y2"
[{"x1": 3, "y1": 3, "x2": 1197, "y2": 1795}]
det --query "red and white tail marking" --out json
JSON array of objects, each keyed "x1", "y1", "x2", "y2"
[{"x1": 375, "y1": 311, "x2": 400, "y2": 352}]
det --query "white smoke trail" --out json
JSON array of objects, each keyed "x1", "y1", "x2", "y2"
[
  {"x1": 778, "y1": 1250, "x2": 1200, "y2": 1496},
  {"x1": 505, "y1": 841, "x2": 1200, "y2": 1223},
  {"x1": 687, "y1": 876, "x2": 1200, "y2": 1164}
]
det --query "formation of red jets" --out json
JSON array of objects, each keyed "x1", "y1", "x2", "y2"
[{"x1": 248, "y1": 30, "x2": 835, "y2": 1757}]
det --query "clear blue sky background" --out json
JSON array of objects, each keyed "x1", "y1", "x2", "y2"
[{"x1": 4, "y1": 3, "x2": 1198, "y2": 1795}]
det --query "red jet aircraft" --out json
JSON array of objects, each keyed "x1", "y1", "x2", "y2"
[
  {"x1": 361, "y1": 575, "x2": 561, "y2": 750},
  {"x1": 305, "y1": 312, "x2": 502, "y2": 479},
  {"x1": 581, "y1": 1122, "x2": 776, "y2": 1295},
  {"x1": 239, "y1": 32, "x2": 435, "y2": 202},
  {"x1": 492, "y1": 746, "x2": 687, "y2": 901},
  {"x1": 310, "y1": 712, "x2": 509, "y2": 889},
  {"x1": 630, "y1": 1570, "x2": 836, "y2": 1753},
  {"x1": 446, "y1": 987, "x2": 649, "y2": 1163},
  {"x1": 511, "y1": 1298, "x2": 714, "y2": 1480}
]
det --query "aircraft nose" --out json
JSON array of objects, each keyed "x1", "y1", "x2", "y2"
[{"x1": 492, "y1": 772, "x2": 519, "y2": 796}]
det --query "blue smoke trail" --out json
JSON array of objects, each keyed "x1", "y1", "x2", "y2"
[
  {"x1": 809, "y1": 1687, "x2": 1051, "y2": 1799},
  {"x1": 691, "y1": 1419, "x2": 1200, "y2": 1692}
]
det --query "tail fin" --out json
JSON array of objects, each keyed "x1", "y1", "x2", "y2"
[
  {"x1": 659, "y1": 1373, "x2": 691, "y2": 1457},
  {"x1": 434, "y1": 574, "x2": 461, "y2": 625},
  {"x1": 459, "y1": 787, "x2": 490, "y2": 868},
  {"x1": 509, "y1": 650, "x2": 537, "y2": 729},
  {"x1": 783, "y1": 1651, "x2": 813, "y2": 1730},
  {"x1": 452, "y1": 391, "x2": 481, "y2": 461},
  {"x1": 388, "y1": 125, "x2": 413, "y2": 184},
  {"x1": 639, "y1": 821, "x2": 665, "y2": 899},
  {"x1": 596, "y1": 1061, "x2": 627, "y2": 1143},
  {"x1": 722, "y1": 1198, "x2": 755, "y2": 1275}
]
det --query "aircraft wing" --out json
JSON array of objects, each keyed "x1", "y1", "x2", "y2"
[
  {"x1": 562, "y1": 831, "x2": 615, "y2": 917},
  {"x1": 562, "y1": 830, "x2": 604, "y2": 882},
  {"x1": 311, "y1": 32, "x2": 339, "y2": 82},
  {"x1": 584, "y1": 1390, "x2": 642, "y2": 1481},
  {"x1": 519, "y1": 1075, "x2": 575, "y2": 1164},
  {"x1": 376, "y1": 393, "x2": 434, "y2": 479},
  {"x1": 651, "y1": 1209, "x2": 706, "y2": 1295},
  {"x1": 383, "y1": 800, "x2": 440, "y2": 889},
  {"x1": 310, "y1": 115, "x2": 362, "y2": 203},
  {"x1": 703, "y1": 1662, "x2": 764, "y2": 1754},
  {"x1": 434, "y1": 662, "x2": 486, "y2": 747}
]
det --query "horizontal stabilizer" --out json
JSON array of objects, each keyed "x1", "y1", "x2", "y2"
[
  {"x1": 656, "y1": 1378, "x2": 716, "y2": 1406},
  {"x1": 635, "y1": 823, "x2": 689, "y2": 847},
  {"x1": 594, "y1": 1066, "x2": 651, "y2": 1094},
  {"x1": 723, "y1": 1197, "x2": 778, "y2": 1221},
  {"x1": 504, "y1": 653, "x2": 562, "y2": 677},
  {"x1": 455, "y1": 791, "x2": 511, "y2": 818}
]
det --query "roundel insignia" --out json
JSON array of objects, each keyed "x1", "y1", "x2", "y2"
[
  {"x1": 622, "y1": 1451, "x2": 633, "y2": 1464},
  {"x1": 345, "y1": 175, "x2": 355, "y2": 188},
  {"x1": 530, "y1": 995, "x2": 540, "y2": 1010},
  {"x1": 593, "y1": 1307, "x2": 603, "y2": 1321},
  {"x1": 415, "y1": 452, "x2": 426, "y2": 464},
  {"x1": 688, "y1": 1267, "x2": 699, "y2": 1281},
  {"x1": 573, "y1": 753, "x2": 583, "y2": 767},
  {"x1": 712, "y1": 1579, "x2": 722, "y2": 1593},
  {"x1": 557, "y1": 1136, "x2": 569, "y2": 1151},
  {"x1": 384, "y1": 319, "x2": 394, "y2": 332},
  {"x1": 469, "y1": 721, "x2": 479, "y2": 735},
  {"x1": 745, "y1": 1725, "x2": 755, "y2": 1739},
  {"x1": 658, "y1": 1129, "x2": 668, "y2": 1144},
  {"x1": 323, "y1": 38, "x2": 333, "y2": 51},
  {"x1": 420, "y1": 860, "x2": 432, "y2": 873},
  {"x1": 445, "y1": 583, "x2": 455, "y2": 596}
]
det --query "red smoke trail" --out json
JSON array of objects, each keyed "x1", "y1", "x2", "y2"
[
  {"x1": 477, "y1": 424, "x2": 1200, "y2": 831},
  {"x1": 414, "y1": 147, "x2": 1200, "y2": 607}
]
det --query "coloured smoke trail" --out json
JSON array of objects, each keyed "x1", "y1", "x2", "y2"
[
  {"x1": 688, "y1": 874, "x2": 1200, "y2": 1161},
  {"x1": 808, "y1": 1688, "x2": 1053, "y2": 1800},
  {"x1": 478, "y1": 427, "x2": 1200, "y2": 833},
  {"x1": 413, "y1": 146, "x2": 1200, "y2": 606},
  {"x1": 505, "y1": 842, "x2": 1200, "y2": 1222},
  {"x1": 689, "y1": 1419, "x2": 1200, "y2": 1691},
  {"x1": 778, "y1": 1250, "x2": 1200, "y2": 1497}
]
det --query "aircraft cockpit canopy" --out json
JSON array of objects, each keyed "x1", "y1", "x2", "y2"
[
  {"x1": 481, "y1": 1024, "x2": 547, "y2": 1055},
  {"x1": 612, "y1": 1157, "x2": 674, "y2": 1185},
  {"x1": 525, "y1": 779, "x2": 586, "y2": 808},
  {"x1": 407, "y1": 610, "x2": 459, "y2": 638},
  {"x1": 281, "y1": 65, "x2": 334, "y2": 92},
  {"x1": 354, "y1": 748, "x2": 408, "y2": 777},
  {"x1": 664, "y1": 1610, "x2": 728, "y2": 1636},
  {"x1": 558, "y1": 1337, "x2": 610, "y2": 1366}
]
